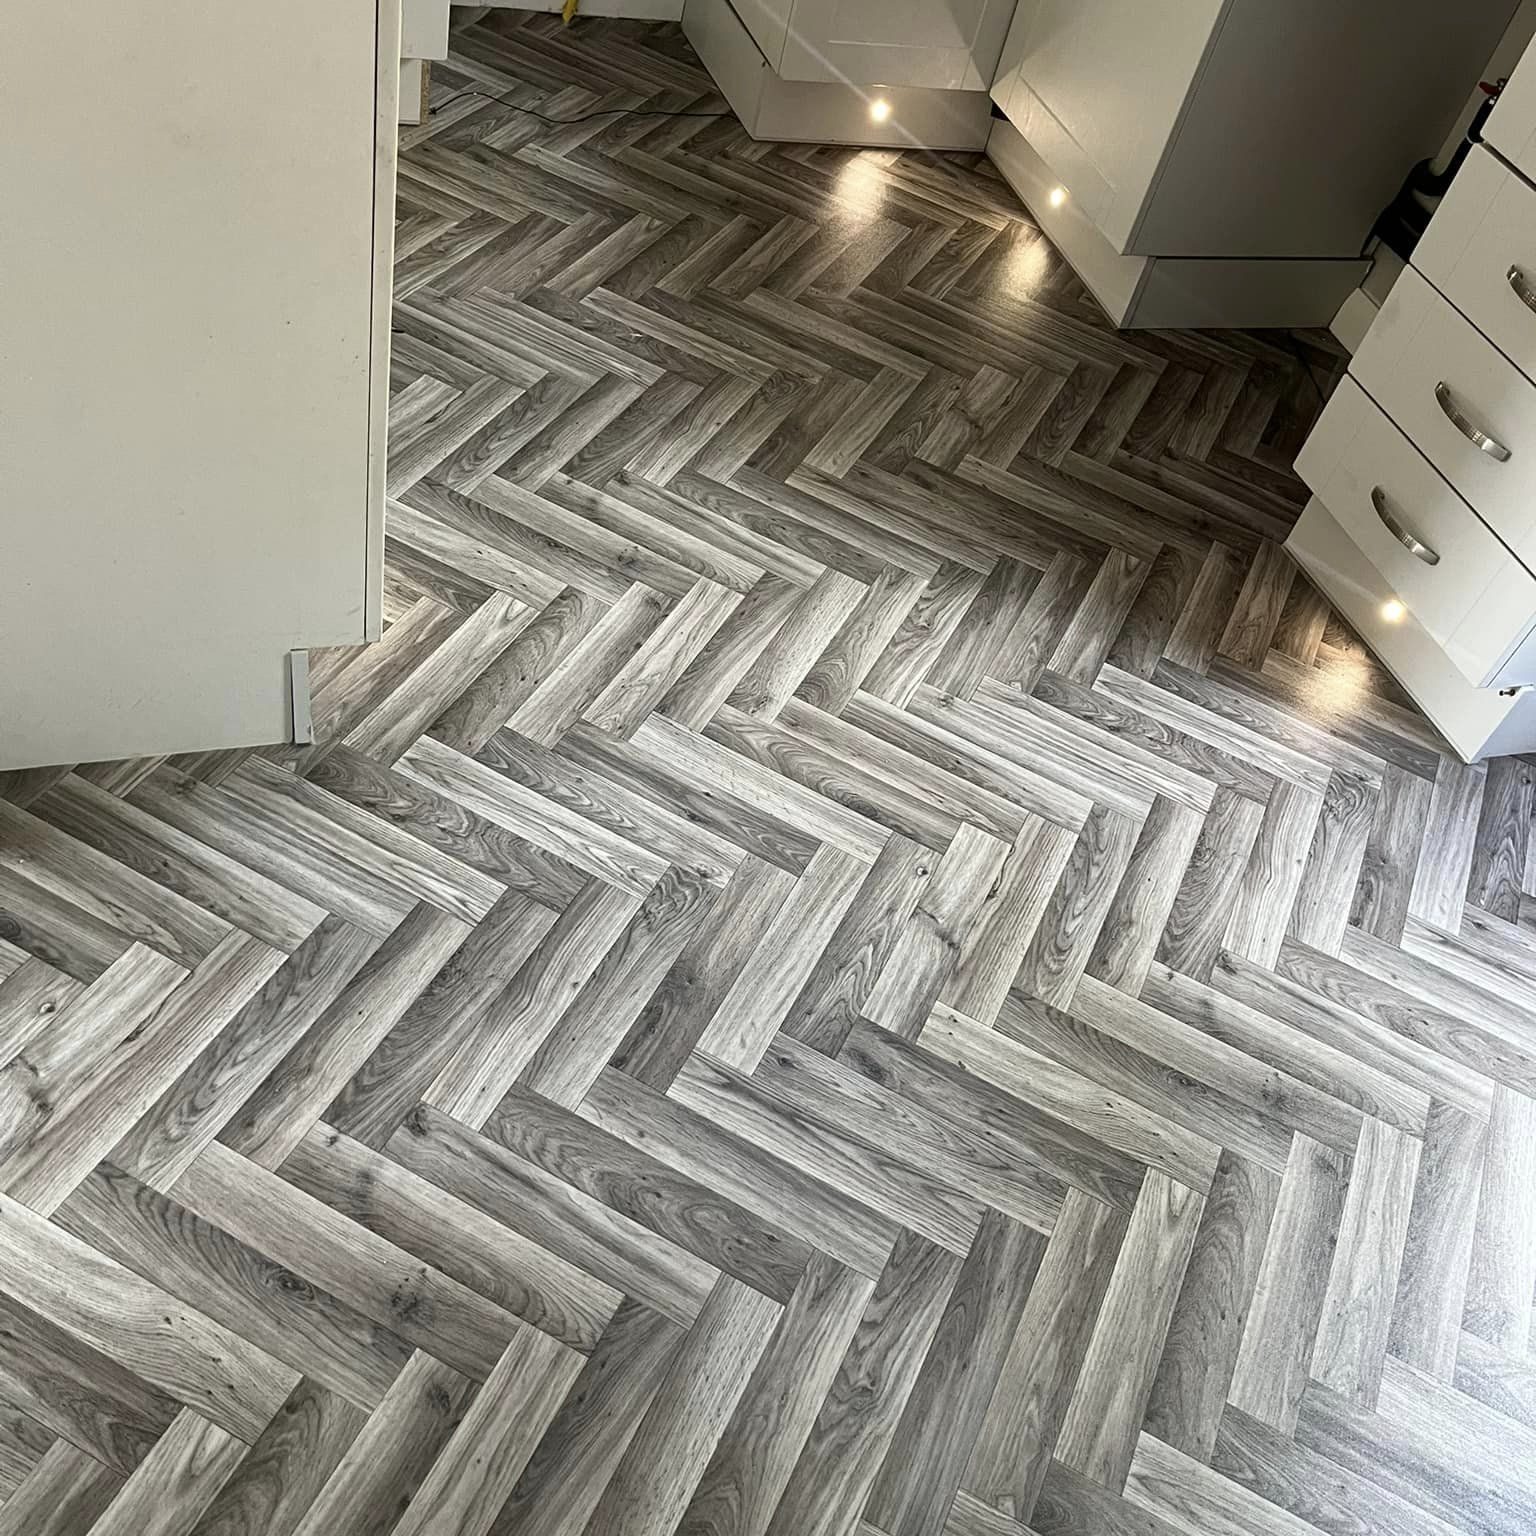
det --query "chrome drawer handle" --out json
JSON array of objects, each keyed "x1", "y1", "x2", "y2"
[
  {"x1": 1371, "y1": 486, "x2": 1440, "y2": 565},
  {"x1": 1508, "y1": 264, "x2": 1536, "y2": 315},
  {"x1": 1435, "y1": 381, "x2": 1511, "y2": 461}
]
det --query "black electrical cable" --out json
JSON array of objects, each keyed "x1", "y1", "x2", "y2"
[{"x1": 430, "y1": 83, "x2": 730, "y2": 124}]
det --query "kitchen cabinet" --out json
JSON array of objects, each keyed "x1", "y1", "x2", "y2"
[
  {"x1": 0, "y1": 0, "x2": 398, "y2": 771},
  {"x1": 987, "y1": 0, "x2": 1520, "y2": 326},
  {"x1": 767, "y1": 0, "x2": 1018, "y2": 94}
]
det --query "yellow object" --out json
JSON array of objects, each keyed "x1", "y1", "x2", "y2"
[{"x1": 562, "y1": 0, "x2": 579, "y2": 22}]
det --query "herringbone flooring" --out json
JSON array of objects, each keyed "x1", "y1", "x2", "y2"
[{"x1": 0, "y1": 8, "x2": 1534, "y2": 1534}]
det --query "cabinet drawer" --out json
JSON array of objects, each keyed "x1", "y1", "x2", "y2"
[
  {"x1": 1487, "y1": 41, "x2": 1536, "y2": 186},
  {"x1": 1415, "y1": 145, "x2": 1536, "y2": 386},
  {"x1": 1353, "y1": 263, "x2": 1536, "y2": 567},
  {"x1": 1295, "y1": 377, "x2": 1536, "y2": 688}
]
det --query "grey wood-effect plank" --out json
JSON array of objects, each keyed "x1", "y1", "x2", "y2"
[
  {"x1": 0, "y1": 957, "x2": 81, "y2": 1065},
  {"x1": 678, "y1": 1254, "x2": 872, "y2": 1536},
  {"x1": 1069, "y1": 973, "x2": 1371, "y2": 1160},
  {"x1": 506, "y1": 581, "x2": 672, "y2": 744},
  {"x1": 797, "y1": 566, "x2": 936, "y2": 713},
  {"x1": 1389, "y1": 1100, "x2": 1488, "y2": 1380},
  {"x1": 54, "y1": 1162, "x2": 411, "y2": 1413},
  {"x1": 1310, "y1": 1116, "x2": 1421, "y2": 1405},
  {"x1": 1210, "y1": 1400, "x2": 1466, "y2": 1536},
  {"x1": 670, "y1": 1050, "x2": 986, "y2": 1256},
  {"x1": 1053, "y1": 1171, "x2": 1204, "y2": 1490},
  {"x1": 612, "y1": 854, "x2": 798, "y2": 1089},
  {"x1": 582, "y1": 577, "x2": 743, "y2": 734},
  {"x1": 1142, "y1": 1151, "x2": 1281, "y2": 1463},
  {"x1": 632, "y1": 710, "x2": 889, "y2": 862},
  {"x1": 0, "y1": 1439, "x2": 122, "y2": 1536},
  {"x1": 584, "y1": 1276, "x2": 783, "y2": 1536},
  {"x1": 839, "y1": 688, "x2": 1094, "y2": 833},
  {"x1": 399, "y1": 732, "x2": 669, "y2": 895},
  {"x1": 486, "y1": 1081, "x2": 811, "y2": 1303},
  {"x1": 1048, "y1": 549, "x2": 1151, "y2": 685},
  {"x1": 422, "y1": 876, "x2": 644, "y2": 1126},
  {"x1": 518, "y1": 865, "x2": 719, "y2": 1104},
  {"x1": 1287, "y1": 767, "x2": 1377, "y2": 955},
  {"x1": 218, "y1": 903, "x2": 469, "y2": 1170},
  {"x1": 1226, "y1": 1133, "x2": 1349, "y2": 1435},
  {"x1": 287, "y1": 1351, "x2": 476, "y2": 1536},
  {"x1": 863, "y1": 823, "x2": 1012, "y2": 1038},
  {"x1": 1464, "y1": 1083, "x2": 1536, "y2": 1357},
  {"x1": 110, "y1": 916, "x2": 381, "y2": 1191},
  {"x1": 962, "y1": 1187, "x2": 1129, "y2": 1523},
  {"x1": 31, "y1": 775, "x2": 327, "y2": 955},
  {"x1": 0, "y1": 1186, "x2": 297, "y2": 1443},
  {"x1": 0, "y1": 1288, "x2": 179, "y2": 1475},
  {"x1": 184, "y1": 1377, "x2": 366, "y2": 1536},
  {"x1": 388, "y1": 1099, "x2": 716, "y2": 1326},
  {"x1": 1295, "y1": 1366, "x2": 1536, "y2": 1536},
  {"x1": 3, "y1": 936, "x2": 285, "y2": 1218},
  {"x1": 1407, "y1": 755, "x2": 1487, "y2": 935},
  {"x1": 764, "y1": 1232, "x2": 961, "y2": 1536},
  {"x1": 0, "y1": 859, "x2": 136, "y2": 983},
  {"x1": 579, "y1": 1065, "x2": 899, "y2": 1281},
  {"x1": 0, "y1": 800, "x2": 230, "y2": 971},
  {"x1": 489, "y1": 1300, "x2": 684, "y2": 1536},
  {"x1": 281, "y1": 1120, "x2": 622, "y2": 1354},
  {"x1": 1307, "y1": 928, "x2": 1536, "y2": 1100},
  {"x1": 863, "y1": 562, "x2": 990, "y2": 708},
  {"x1": 1453, "y1": 1326, "x2": 1536, "y2": 1431},
  {"x1": 865, "y1": 1211, "x2": 1046, "y2": 1536},
  {"x1": 760, "y1": 1030, "x2": 1066, "y2": 1235},
  {"x1": 321, "y1": 891, "x2": 560, "y2": 1150},
  {"x1": 850, "y1": 1010, "x2": 1145, "y2": 1214},
  {"x1": 998, "y1": 990, "x2": 1245, "y2": 1183},
  {"x1": 1012, "y1": 805, "x2": 1142, "y2": 1009},
  {"x1": 1223, "y1": 781, "x2": 1326, "y2": 970},
  {"x1": 659, "y1": 574, "x2": 808, "y2": 728},
  {"x1": 943, "y1": 817, "x2": 1079, "y2": 1029},
  {"x1": 429, "y1": 584, "x2": 608, "y2": 754},
  {"x1": 84, "y1": 1407, "x2": 247, "y2": 1536},
  {"x1": 126, "y1": 769, "x2": 409, "y2": 941},
  {"x1": 1216, "y1": 540, "x2": 1294, "y2": 668},
  {"x1": 703, "y1": 704, "x2": 963, "y2": 853},
  {"x1": 1084, "y1": 795, "x2": 1205, "y2": 995},
  {"x1": 171, "y1": 1139, "x2": 526, "y2": 1383},
  {"x1": 693, "y1": 844, "x2": 868, "y2": 1070},
  {"x1": 778, "y1": 695, "x2": 1033, "y2": 845},
  {"x1": 1468, "y1": 754, "x2": 1534, "y2": 923},
  {"x1": 728, "y1": 567, "x2": 869, "y2": 719},
  {"x1": 1155, "y1": 788, "x2": 1267, "y2": 982},
  {"x1": 391, "y1": 1323, "x2": 583, "y2": 1536}
]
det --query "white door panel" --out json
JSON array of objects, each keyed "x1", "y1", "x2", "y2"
[
  {"x1": 0, "y1": 0, "x2": 394, "y2": 770},
  {"x1": 778, "y1": 0, "x2": 1018, "y2": 93}
]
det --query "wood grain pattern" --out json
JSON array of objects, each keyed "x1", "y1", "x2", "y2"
[{"x1": 0, "y1": 14, "x2": 1519, "y2": 1534}]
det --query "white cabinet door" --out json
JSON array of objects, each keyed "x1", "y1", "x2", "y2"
[
  {"x1": 0, "y1": 0, "x2": 396, "y2": 771},
  {"x1": 1487, "y1": 30, "x2": 1536, "y2": 184},
  {"x1": 735, "y1": 0, "x2": 796, "y2": 67},
  {"x1": 989, "y1": 0, "x2": 1223, "y2": 250},
  {"x1": 778, "y1": 0, "x2": 1018, "y2": 93}
]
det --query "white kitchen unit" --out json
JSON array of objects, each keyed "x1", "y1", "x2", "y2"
[
  {"x1": 1289, "y1": 41, "x2": 1536, "y2": 761},
  {"x1": 683, "y1": 0, "x2": 1017, "y2": 150},
  {"x1": 0, "y1": 0, "x2": 398, "y2": 772},
  {"x1": 987, "y1": 0, "x2": 1520, "y2": 328}
]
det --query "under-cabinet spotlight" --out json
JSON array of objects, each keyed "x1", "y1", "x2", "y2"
[
  {"x1": 1048, "y1": 185, "x2": 1068, "y2": 208},
  {"x1": 869, "y1": 97, "x2": 892, "y2": 123},
  {"x1": 1380, "y1": 598, "x2": 1406, "y2": 623}
]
